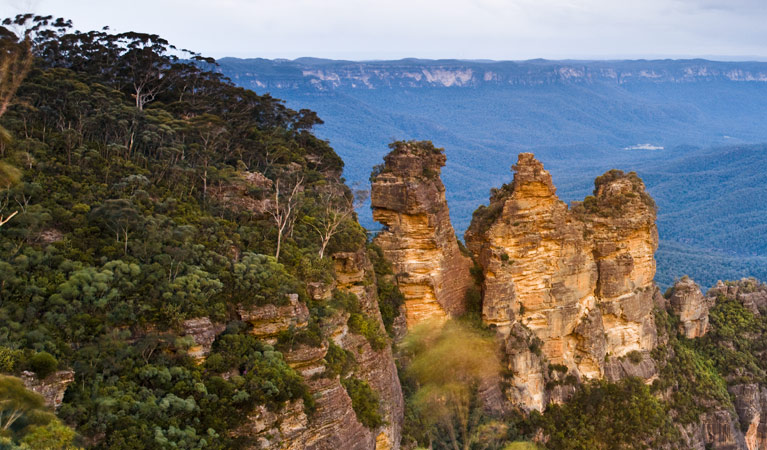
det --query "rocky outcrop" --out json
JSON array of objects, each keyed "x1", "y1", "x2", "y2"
[
  {"x1": 238, "y1": 294, "x2": 310, "y2": 343},
  {"x1": 709, "y1": 279, "x2": 767, "y2": 316},
  {"x1": 331, "y1": 249, "x2": 404, "y2": 450},
  {"x1": 21, "y1": 370, "x2": 74, "y2": 410},
  {"x1": 182, "y1": 317, "x2": 225, "y2": 363},
  {"x1": 210, "y1": 170, "x2": 273, "y2": 215},
  {"x1": 370, "y1": 141, "x2": 473, "y2": 327},
  {"x1": 238, "y1": 376, "x2": 375, "y2": 450},
  {"x1": 603, "y1": 351, "x2": 658, "y2": 382},
  {"x1": 729, "y1": 384, "x2": 767, "y2": 450},
  {"x1": 238, "y1": 247, "x2": 404, "y2": 449},
  {"x1": 679, "y1": 410, "x2": 747, "y2": 450},
  {"x1": 669, "y1": 277, "x2": 713, "y2": 339},
  {"x1": 465, "y1": 153, "x2": 658, "y2": 410}
]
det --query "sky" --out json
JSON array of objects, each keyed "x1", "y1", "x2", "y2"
[{"x1": 2, "y1": 0, "x2": 767, "y2": 61}]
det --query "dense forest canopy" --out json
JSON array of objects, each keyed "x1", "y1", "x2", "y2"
[{"x1": 0, "y1": 14, "x2": 385, "y2": 449}]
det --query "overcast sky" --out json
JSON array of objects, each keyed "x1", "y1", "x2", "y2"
[{"x1": 2, "y1": 0, "x2": 767, "y2": 60}]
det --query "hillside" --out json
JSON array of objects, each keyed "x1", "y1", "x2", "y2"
[
  {"x1": 217, "y1": 57, "x2": 767, "y2": 287},
  {"x1": 5, "y1": 15, "x2": 767, "y2": 450},
  {"x1": 0, "y1": 16, "x2": 404, "y2": 449}
]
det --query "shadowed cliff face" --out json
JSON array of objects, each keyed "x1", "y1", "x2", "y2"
[
  {"x1": 370, "y1": 141, "x2": 474, "y2": 327},
  {"x1": 465, "y1": 153, "x2": 659, "y2": 410}
]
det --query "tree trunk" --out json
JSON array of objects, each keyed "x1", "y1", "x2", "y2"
[{"x1": 275, "y1": 231, "x2": 282, "y2": 261}]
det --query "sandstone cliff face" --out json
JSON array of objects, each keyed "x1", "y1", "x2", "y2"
[
  {"x1": 21, "y1": 370, "x2": 75, "y2": 410},
  {"x1": 331, "y1": 249, "x2": 404, "y2": 450},
  {"x1": 709, "y1": 279, "x2": 767, "y2": 316},
  {"x1": 730, "y1": 384, "x2": 767, "y2": 450},
  {"x1": 238, "y1": 294, "x2": 310, "y2": 344},
  {"x1": 182, "y1": 317, "x2": 225, "y2": 363},
  {"x1": 669, "y1": 277, "x2": 713, "y2": 339},
  {"x1": 465, "y1": 153, "x2": 658, "y2": 410},
  {"x1": 237, "y1": 249, "x2": 403, "y2": 450},
  {"x1": 679, "y1": 410, "x2": 747, "y2": 450},
  {"x1": 370, "y1": 141, "x2": 473, "y2": 327}
]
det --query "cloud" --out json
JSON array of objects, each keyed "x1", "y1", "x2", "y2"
[{"x1": 1, "y1": 0, "x2": 766, "y2": 59}]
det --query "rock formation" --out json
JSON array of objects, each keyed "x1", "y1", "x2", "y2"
[
  {"x1": 210, "y1": 170, "x2": 273, "y2": 215},
  {"x1": 331, "y1": 249, "x2": 404, "y2": 449},
  {"x1": 679, "y1": 410, "x2": 748, "y2": 450},
  {"x1": 238, "y1": 294, "x2": 310, "y2": 343},
  {"x1": 465, "y1": 153, "x2": 658, "y2": 410},
  {"x1": 668, "y1": 277, "x2": 713, "y2": 339},
  {"x1": 709, "y1": 279, "x2": 767, "y2": 316},
  {"x1": 370, "y1": 141, "x2": 473, "y2": 326},
  {"x1": 182, "y1": 317, "x2": 225, "y2": 363},
  {"x1": 236, "y1": 249, "x2": 403, "y2": 449},
  {"x1": 21, "y1": 370, "x2": 75, "y2": 410},
  {"x1": 730, "y1": 384, "x2": 767, "y2": 450}
]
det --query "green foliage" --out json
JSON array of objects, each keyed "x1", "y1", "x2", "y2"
[
  {"x1": 532, "y1": 377, "x2": 678, "y2": 450},
  {"x1": 341, "y1": 377, "x2": 384, "y2": 428},
  {"x1": 27, "y1": 352, "x2": 57, "y2": 379},
  {"x1": 205, "y1": 332, "x2": 313, "y2": 412},
  {"x1": 0, "y1": 347, "x2": 21, "y2": 373},
  {"x1": 0, "y1": 375, "x2": 80, "y2": 448},
  {"x1": 323, "y1": 343, "x2": 355, "y2": 379},
  {"x1": 653, "y1": 342, "x2": 731, "y2": 425},
  {"x1": 693, "y1": 299, "x2": 767, "y2": 381},
  {"x1": 401, "y1": 320, "x2": 501, "y2": 450},
  {"x1": 224, "y1": 253, "x2": 302, "y2": 307},
  {"x1": 626, "y1": 350, "x2": 643, "y2": 364},
  {"x1": 502, "y1": 443, "x2": 540, "y2": 450},
  {"x1": 20, "y1": 421, "x2": 81, "y2": 450},
  {"x1": 0, "y1": 14, "x2": 368, "y2": 449},
  {"x1": 331, "y1": 290, "x2": 388, "y2": 350}
]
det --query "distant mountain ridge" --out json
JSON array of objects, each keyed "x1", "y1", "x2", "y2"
[
  {"x1": 218, "y1": 57, "x2": 767, "y2": 287},
  {"x1": 218, "y1": 57, "x2": 767, "y2": 90}
]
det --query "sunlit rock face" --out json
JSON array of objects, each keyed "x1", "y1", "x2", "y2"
[
  {"x1": 370, "y1": 141, "x2": 474, "y2": 327},
  {"x1": 465, "y1": 153, "x2": 659, "y2": 411},
  {"x1": 669, "y1": 277, "x2": 713, "y2": 339}
]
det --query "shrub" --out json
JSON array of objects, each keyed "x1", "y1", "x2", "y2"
[
  {"x1": 341, "y1": 377, "x2": 384, "y2": 428},
  {"x1": 28, "y1": 352, "x2": 58, "y2": 379},
  {"x1": 627, "y1": 350, "x2": 643, "y2": 364},
  {"x1": 324, "y1": 343, "x2": 356, "y2": 379},
  {"x1": 0, "y1": 347, "x2": 21, "y2": 373}
]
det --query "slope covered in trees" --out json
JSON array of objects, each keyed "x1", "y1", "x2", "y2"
[{"x1": 0, "y1": 14, "x2": 385, "y2": 449}]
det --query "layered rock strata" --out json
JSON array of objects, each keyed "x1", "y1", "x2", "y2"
[
  {"x1": 370, "y1": 141, "x2": 473, "y2": 326},
  {"x1": 668, "y1": 277, "x2": 713, "y2": 339},
  {"x1": 237, "y1": 249, "x2": 403, "y2": 449},
  {"x1": 331, "y1": 249, "x2": 404, "y2": 449},
  {"x1": 238, "y1": 294, "x2": 310, "y2": 343},
  {"x1": 465, "y1": 153, "x2": 658, "y2": 410}
]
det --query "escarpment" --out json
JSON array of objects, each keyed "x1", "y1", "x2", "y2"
[
  {"x1": 370, "y1": 141, "x2": 474, "y2": 327},
  {"x1": 237, "y1": 247, "x2": 403, "y2": 450},
  {"x1": 464, "y1": 153, "x2": 659, "y2": 410}
]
